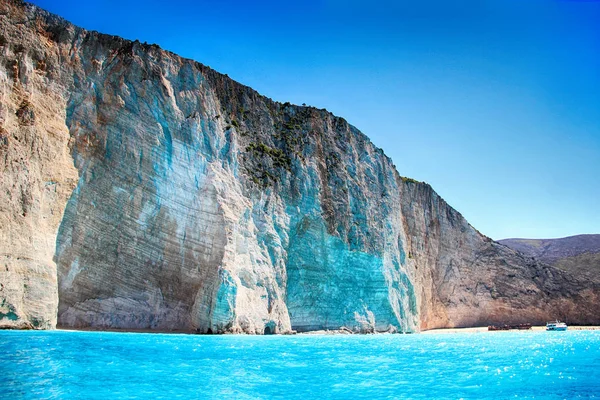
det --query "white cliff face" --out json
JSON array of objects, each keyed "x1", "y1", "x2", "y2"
[
  {"x1": 0, "y1": 3, "x2": 79, "y2": 329},
  {"x1": 1, "y1": 1, "x2": 598, "y2": 332},
  {"x1": 52, "y1": 37, "x2": 293, "y2": 333},
  {"x1": 52, "y1": 43, "x2": 418, "y2": 333}
]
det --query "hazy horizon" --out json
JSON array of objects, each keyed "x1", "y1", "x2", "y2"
[{"x1": 29, "y1": 0, "x2": 600, "y2": 240}]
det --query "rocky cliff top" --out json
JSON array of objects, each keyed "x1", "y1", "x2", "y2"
[{"x1": 9, "y1": 0, "x2": 459, "y2": 207}]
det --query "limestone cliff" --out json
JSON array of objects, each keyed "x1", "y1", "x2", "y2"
[{"x1": 1, "y1": 1, "x2": 598, "y2": 332}]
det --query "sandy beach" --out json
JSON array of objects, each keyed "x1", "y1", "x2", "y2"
[{"x1": 421, "y1": 326, "x2": 600, "y2": 334}]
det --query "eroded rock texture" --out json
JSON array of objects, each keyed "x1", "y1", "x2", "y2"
[
  {"x1": 1, "y1": 1, "x2": 598, "y2": 332},
  {"x1": 0, "y1": 2, "x2": 78, "y2": 329}
]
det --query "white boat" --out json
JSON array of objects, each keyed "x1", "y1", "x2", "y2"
[{"x1": 546, "y1": 320, "x2": 568, "y2": 331}]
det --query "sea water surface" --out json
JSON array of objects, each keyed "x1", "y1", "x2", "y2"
[{"x1": 1, "y1": 330, "x2": 599, "y2": 399}]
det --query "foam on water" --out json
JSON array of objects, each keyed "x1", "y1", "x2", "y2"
[{"x1": 1, "y1": 330, "x2": 599, "y2": 399}]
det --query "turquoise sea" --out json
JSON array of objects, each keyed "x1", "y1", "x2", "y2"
[{"x1": 1, "y1": 330, "x2": 599, "y2": 399}]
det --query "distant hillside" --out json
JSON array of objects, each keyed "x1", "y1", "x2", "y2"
[{"x1": 499, "y1": 235, "x2": 600, "y2": 280}]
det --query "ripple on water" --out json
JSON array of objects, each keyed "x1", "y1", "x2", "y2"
[{"x1": 0, "y1": 330, "x2": 599, "y2": 399}]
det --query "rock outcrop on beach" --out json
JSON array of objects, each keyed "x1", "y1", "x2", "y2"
[{"x1": 1, "y1": 1, "x2": 599, "y2": 332}]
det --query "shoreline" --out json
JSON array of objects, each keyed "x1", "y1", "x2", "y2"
[
  {"x1": 421, "y1": 325, "x2": 600, "y2": 334},
  {"x1": 5, "y1": 325, "x2": 599, "y2": 336}
]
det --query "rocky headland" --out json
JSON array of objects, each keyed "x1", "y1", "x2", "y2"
[{"x1": 1, "y1": 0, "x2": 598, "y2": 333}]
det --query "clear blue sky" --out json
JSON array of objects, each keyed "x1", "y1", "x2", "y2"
[{"x1": 30, "y1": 0, "x2": 600, "y2": 240}]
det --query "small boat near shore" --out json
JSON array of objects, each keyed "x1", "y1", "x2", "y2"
[
  {"x1": 487, "y1": 323, "x2": 532, "y2": 331},
  {"x1": 546, "y1": 321, "x2": 568, "y2": 331}
]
